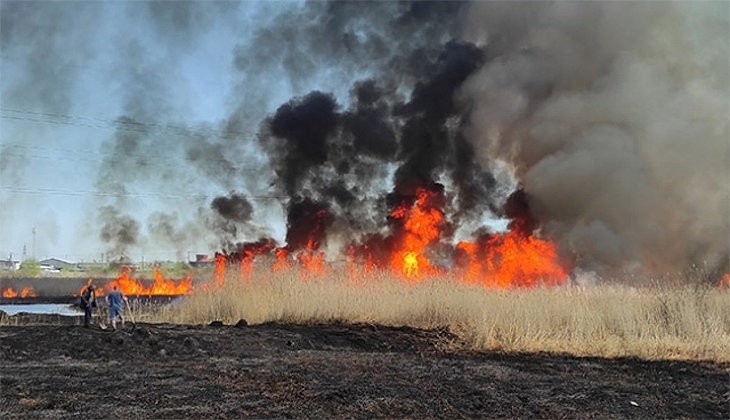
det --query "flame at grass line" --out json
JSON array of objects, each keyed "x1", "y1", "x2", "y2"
[
  {"x1": 297, "y1": 243, "x2": 326, "y2": 278},
  {"x1": 719, "y1": 273, "x2": 730, "y2": 290},
  {"x1": 78, "y1": 266, "x2": 193, "y2": 296},
  {"x1": 214, "y1": 254, "x2": 226, "y2": 287},
  {"x1": 77, "y1": 278, "x2": 104, "y2": 297},
  {"x1": 213, "y1": 187, "x2": 570, "y2": 289},
  {"x1": 349, "y1": 186, "x2": 568, "y2": 287},
  {"x1": 455, "y1": 228, "x2": 567, "y2": 288},
  {"x1": 213, "y1": 210, "x2": 330, "y2": 285},
  {"x1": 272, "y1": 248, "x2": 291, "y2": 272},
  {"x1": 1, "y1": 286, "x2": 37, "y2": 298},
  {"x1": 150, "y1": 266, "x2": 193, "y2": 295},
  {"x1": 286, "y1": 207, "x2": 330, "y2": 280},
  {"x1": 2, "y1": 287, "x2": 17, "y2": 298},
  {"x1": 388, "y1": 187, "x2": 444, "y2": 280}
]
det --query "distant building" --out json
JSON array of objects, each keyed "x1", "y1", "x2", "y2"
[
  {"x1": 1, "y1": 258, "x2": 20, "y2": 271},
  {"x1": 39, "y1": 258, "x2": 75, "y2": 271}
]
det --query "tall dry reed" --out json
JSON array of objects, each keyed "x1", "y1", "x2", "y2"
[{"x1": 151, "y1": 266, "x2": 730, "y2": 361}]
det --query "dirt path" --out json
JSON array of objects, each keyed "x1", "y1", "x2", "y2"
[{"x1": 1, "y1": 322, "x2": 727, "y2": 419}]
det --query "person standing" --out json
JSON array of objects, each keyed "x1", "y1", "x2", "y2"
[
  {"x1": 106, "y1": 285, "x2": 127, "y2": 331},
  {"x1": 81, "y1": 284, "x2": 97, "y2": 328}
]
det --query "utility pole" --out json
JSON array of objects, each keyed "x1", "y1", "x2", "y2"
[{"x1": 32, "y1": 226, "x2": 36, "y2": 260}]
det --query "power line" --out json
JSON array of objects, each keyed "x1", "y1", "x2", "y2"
[
  {"x1": 0, "y1": 112, "x2": 250, "y2": 162},
  {"x1": 0, "y1": 186, "x2": 288, "y2": 201},
  {"x1": 0, "y1": 108, "x2": 262, "y2": 156},
  {"x1": 0, "y1": 107, "x2": 252, "y2": 139},
  {"x1": 0, "y1": 147, "x2": 266, "y2": 172},
  {"x1": 0, "y1": 105, "x2": 271, "y2": 168}
]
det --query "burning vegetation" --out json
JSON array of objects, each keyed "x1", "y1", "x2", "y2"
[
  {"x1": 213, "y1": 186, "x2": 569, "y2": 288},
  {"x1": 75, "y1": 266, "x2": 193, "y2": 298},
  {"x1": 1, "y1": 287, "x2": 37, "y2": 299}
]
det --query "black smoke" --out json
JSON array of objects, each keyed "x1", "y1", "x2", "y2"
[
  {"x1": 284, "y1": 199, "x2": 335, "y2": 251},
  {"x1": 226, "y1": 237, "x2": 278, "y2": 262},
  {"x1": 98, "y1": 205, "x2": 140, "y2": 257},
  {"x1": 266, "y1": 91, "x2": 340, "y2": 196},
  {"x1": 392, "y1": 41, "x2": 489, "y2": 203},
  {"x1": 503, "y1": 188, "x2": 538, "y2": 237},
  {"x1": 211, "y1": 193, "x2": 254, "y2": 224},
  {"x1": 342, "y1": 81, "x2": 398, "y2": 160},
  {"x1": 252, "y1": 36, "x2": 498, "y2": 255}
]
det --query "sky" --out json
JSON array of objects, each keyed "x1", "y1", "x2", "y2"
[
  {"x1": 0, "y1": 1, "x2": 296, "y2": 261},
  {"x1": 0, "y1": 1, "x2": 727, "y2": 277}
]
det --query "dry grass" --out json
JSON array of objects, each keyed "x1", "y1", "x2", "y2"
[{"x1": 147, "y1": 266, "x2": 730, "y2": 361}]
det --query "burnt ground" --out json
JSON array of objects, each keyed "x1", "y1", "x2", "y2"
[{"x1": 0, "y1": 316, "x2": 728, "y2": 419}]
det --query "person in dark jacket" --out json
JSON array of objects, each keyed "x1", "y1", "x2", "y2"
[{"x1": 81, "y1": 284, "x2": 97, "y2": 328}]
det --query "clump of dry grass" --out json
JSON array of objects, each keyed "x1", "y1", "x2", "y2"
[{"x1": 151, "y1": 266, "x2": 730, "y2": 361}]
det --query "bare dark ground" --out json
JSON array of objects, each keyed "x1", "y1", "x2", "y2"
[{"x1": 0, "y1": 316, "x2": 728, "y2": 419}]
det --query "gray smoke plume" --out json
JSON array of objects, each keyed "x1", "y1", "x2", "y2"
[
  {"x1": 91, "y1": 3, "x2": 239, "y2": 258},
  {"x1": 98, "y1": 205, "x2": 140, "y2": 257},
  {"x1": 147, "y1": 209, "x2": 226, "y2": 261},
  {"x1": 458, "y1": 1, "x2": 729, "y2": 276},
  {"x1": 0, "y1": 1, "x2": 108, "y2": 204},
  {"x1": 0, "y1": 2, "x2": 100, "y2": 113}
]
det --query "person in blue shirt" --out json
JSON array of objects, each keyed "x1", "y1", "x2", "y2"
[{"x1": 106, "y1": 285, "x2": 127, "y2": 331}]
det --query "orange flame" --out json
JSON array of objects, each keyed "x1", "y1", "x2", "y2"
[
  {"x1": 104, "y1": 267, "x2": 145, "y2": 295},
  {"x1": 347, "y1": 244, "x2": 376, "y2": 282},
  {"x1": 235, "y1": 239, "x2": 277, "y2": 281},
  {"x1": 389, "y1": 187, "x2": 444, "y2": 280},
  {"x1": 1, "y1": 287, "x2": 36, "y2": 298},
  {"x1": 78, "y1": 277, "x2": 104, "y2": 297},
  {"x1": 101, "y1": 266, "x2": 192, "y2": 295},
  {"x1": 347, "y1": 245, "x2": 358, "y2": 281},
  {"x1": 214, "y1": 254, "x2": 226, "y2": 287},
  {"x1": 297, "y1": 240, "x2": 326, "y2": 279},
  {"x1": 2, "y1": 287, "x2": 17, "y2": 298},
  {"x1": 456, "y1": 226, "x2": 568, "y2": 288},
  {"x1": 215, "y1": 187, "x2": 569, "y2": 289},
  {"x1": 240, "y1": 255, "x2": 253, "y2": 279},
  {"x1": 719, "y1": 273, "x2": 730, "y2": 290},
  {"x1": 151, "y1": 266, "x2": 193, "y2": 295},
  {"x1": 272, "y1": 248, "x2": 291, "y2": 272}
]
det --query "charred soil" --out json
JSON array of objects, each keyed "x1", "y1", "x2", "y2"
[{"x1": 0, "y1": 316, "x2": 727, "y2": 419}]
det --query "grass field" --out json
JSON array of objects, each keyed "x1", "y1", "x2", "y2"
[{"x1": 143, "y1": 266, "x2": 730, "y2": 362}]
